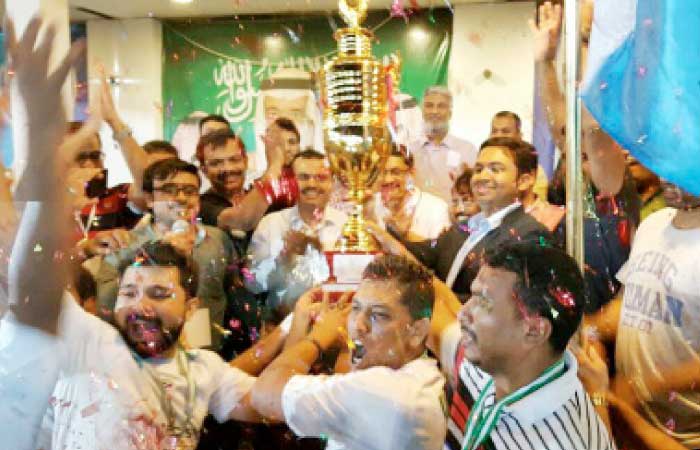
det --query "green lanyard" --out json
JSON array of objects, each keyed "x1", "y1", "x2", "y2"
[{"x1": 462, "y1": 358, "x2": 567, "y2": 450}]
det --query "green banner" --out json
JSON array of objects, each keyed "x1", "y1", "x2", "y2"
[{"x1": 162, "y1": 10, "x2": 452, "y2": 161}]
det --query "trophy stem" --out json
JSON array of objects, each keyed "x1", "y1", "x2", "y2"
[{"x1": 337, "y1": 188, "x2": 380, "y2": 253}]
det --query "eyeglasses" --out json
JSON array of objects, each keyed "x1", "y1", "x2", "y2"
[
  {"x1": 381, "y1": 168, "x2": 409, "y2": 177},
  {"x1": 154, "y1": 183, "x2": 200, "y2": 197},
  {"x1": 75, "y1": 150, "x2": 105, "y2": 163}
]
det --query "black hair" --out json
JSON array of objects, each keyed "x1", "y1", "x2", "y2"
[
  {"x1": 199, "y1": 114, "x2": 230, "y2": 133},
  {"x1": 72, "y1": 264, "x2": 96, "y2": 304},
  {"x1": 493, "y1": 111, "x2": 522, "y2": 131},
  {"x1": 484, "y1": 241, "x2": 584, "y2": 353},
  {"x1": 195, "y1": 129, "x2": 245, "y2": 165},
  {"x1": 362, "y1": 254, "x2": 435, "y2": 321},
  {"x1": 453, "y1": 167, "x2": 473, "y2": 192},
  {"x1": 143, "y1": 158, "x2": 201, "y2": 193},
  {"x1": 290, "y1": 148, "x2": 326, "y2": 167},
  {"x1": 478, "y1": 137, "x2": 538, "y2": 176},
  {"x1": 272, "y1": 117, "x2": 300, "y2": 143},
  {"x1": 388, "y1": 144, "x2": 414, "y2": 169},
  {"x1": 143, "y1": 140, "x2": 179, "y2": 157},
  {"x1": 119, "y1": 241, "x2": 199, "y2": 298}
]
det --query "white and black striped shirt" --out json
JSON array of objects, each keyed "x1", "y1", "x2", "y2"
[{"x1": 441, "y1": 324, "x2": 615, "y2": 450}]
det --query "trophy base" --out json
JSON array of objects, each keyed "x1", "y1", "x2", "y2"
[{"x1": 323, "y1": 250, "x2": 380, "y2": 294}]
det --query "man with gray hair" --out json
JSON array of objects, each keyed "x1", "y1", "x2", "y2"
[{"x1": 408, "y1": 86, "x2": 477, "y2": 203}]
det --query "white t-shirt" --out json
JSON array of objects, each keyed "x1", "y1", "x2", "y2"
[
  {"x1": 372, "y1": 187, "x2": 451, "y2": 241},
  {"x1": 17, "y1": 295, "x2": 253, "y2": 450},
  {"x1": 616, "y1": 208, "x2": 700, "y2": 443},
  {"x1": 281, "y1": 357, "x2": 446, "y2": 450},
  {"x1": 0, "y1": 315, "x2": 65, "y2": 450}
]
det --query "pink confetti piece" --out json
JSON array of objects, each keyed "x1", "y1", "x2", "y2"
[{"x1": 81, "y1": 401, "x2": 101, "y2": 418}]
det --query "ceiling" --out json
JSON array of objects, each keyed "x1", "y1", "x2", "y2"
[{"x1": 61, "y1": 0, "x2": 510, "y2": 21}]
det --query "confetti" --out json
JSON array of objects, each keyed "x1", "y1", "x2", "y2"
[
  {"x1": 665, "y1": 418, "x2": 676, "y2": 432},
  {"x1": 81, "y1": 401, "x2": 101, "y2": 418}
]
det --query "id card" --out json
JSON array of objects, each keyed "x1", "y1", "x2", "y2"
[{"x1": 183, "y1": 308, "x2": 212, "y2": 348}]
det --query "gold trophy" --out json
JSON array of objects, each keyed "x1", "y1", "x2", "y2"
[{"x1": 320, "y1": 0, "x2": 398, "y2": 286}]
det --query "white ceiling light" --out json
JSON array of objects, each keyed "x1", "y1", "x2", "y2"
[{"x1": 171, "y1": 0, "x2": 194, "y2": 4}]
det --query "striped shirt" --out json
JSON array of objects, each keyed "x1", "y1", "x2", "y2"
[{"x1": 441, "y1": 324, "x2": 615, "y2": 450}]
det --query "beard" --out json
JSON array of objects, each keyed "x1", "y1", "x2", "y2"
[
  {"x1": 119, "y1": 313, "x2": 184, "y2": 358},
  {"x1": 424, "y1": 120, "x2": 449, "y2": 136}
]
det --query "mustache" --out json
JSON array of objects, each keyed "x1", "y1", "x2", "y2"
[
  {"x1": 216, "y1": 170, "x2": 244, "y2": 181},
  {"x1": 121, "y1": 313, "x2": 181, "y2": 358},
  {"x1": 301, "y1": 187, "x2": 324, "y2": 196}
]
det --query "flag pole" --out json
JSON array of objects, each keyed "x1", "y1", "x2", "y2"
[{"x1": 564, "y1": 0, "x2": 584, "y2": 271}]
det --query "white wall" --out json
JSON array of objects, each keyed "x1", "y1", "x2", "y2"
[
  {"x1": 87, "y1": 19, "x2": 163, "y2": 186},
  {"x1": 448, "y1": 2, "x2": 536, "y2": 145}
]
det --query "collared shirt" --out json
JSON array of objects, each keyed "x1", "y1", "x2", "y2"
[
  {"x1": 409, "y1": 134, "x2": 478, "y2": 203},
  {"x1": 372, "y1": 187, "x2": 451, "y2": 240},
  {"x1": 281, "y1": 356, "x2": 447, "y2": 450},
  {"x1": 246, "y1": 205, "x2": 347, "y2": 321},
  {"x1": 439, "y1": 323, "x2": 615, "y2": 450},
  {"x1": 445, "y1": 202, "x2": 521, "y2": 288}
]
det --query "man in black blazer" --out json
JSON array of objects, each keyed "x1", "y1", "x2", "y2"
[{"x1": 371, "y1": 137, "x2": 554, "y2": 302}]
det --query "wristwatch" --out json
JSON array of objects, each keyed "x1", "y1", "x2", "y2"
[{"x1": 113, "y1": 125, "x2": 132, "y2": 142}]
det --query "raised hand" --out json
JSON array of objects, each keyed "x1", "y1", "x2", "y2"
[
  {"x1": 528, "y1": 1, "x2": 562, "y2": 62},
  {"x1": 96, "y1": 65, "x2": 124, "y2": 129},
  {"x1": 6, "y1": 17, "x2": 84, "y2": 128},
  {"x1": 4, "y1": 15, "x2": 85, "y2": 329},
  {"x1": 261, "y1": 126, "x2": 285, "y2": 175},
  {"x1": 573, "y1": 344, "x2": 610, "y2": 395}
]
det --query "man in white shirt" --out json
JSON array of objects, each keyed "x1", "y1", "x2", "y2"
[
  {"x1": 370, "y1": 147, "x2": 450, "y2": 241},
  {"x1": 35, "y1": 241, "x2": 286, "y2": 450},
  {"x1": 409, "y1": 86, "x2": 478, "y2": 203},
  {"x1": 246, "y1": 149, "x2": 346, "y2": 325},
  {"x1": 251, "y1": 254, "x2": 447, "y2": 450},
  {"x1": 430, "y1": 242, "x2": 615, "y2": 450}
]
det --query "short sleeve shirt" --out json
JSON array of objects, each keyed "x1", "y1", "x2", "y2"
[{"x1": 281, "y1": 357, "x2": 447, "y2": 450}]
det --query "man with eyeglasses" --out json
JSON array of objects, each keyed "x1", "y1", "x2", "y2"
[
  {"x1": 93, "y1": 158, "x2": 239, "y2": 351},
  {"x1": 369, "y1": 147, "x2": 450, "y2": 241},
  {"x1": 245, "y1": 149, "x2": 347, "y2": 328}
]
